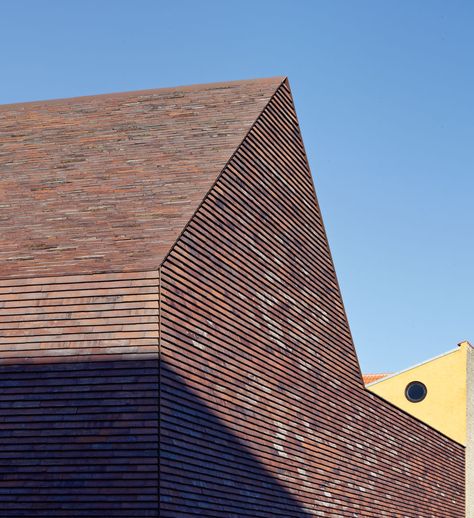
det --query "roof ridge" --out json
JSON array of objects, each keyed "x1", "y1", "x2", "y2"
[{"x1": 0, "y1": 76, "x2": 286, "y2": 110}]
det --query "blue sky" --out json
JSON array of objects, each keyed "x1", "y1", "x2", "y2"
[{"x1": 1, "y1": 1, "x2": 472, "y2": 373}]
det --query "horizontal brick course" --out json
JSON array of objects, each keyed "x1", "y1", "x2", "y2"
[{"x1": 0, "y1": 272, "x2": 158, "y2": 516}]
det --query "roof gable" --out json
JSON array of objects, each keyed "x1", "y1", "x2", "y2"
[{"x1": 0, "y1": 77, "x2": 284, "y2": 278}]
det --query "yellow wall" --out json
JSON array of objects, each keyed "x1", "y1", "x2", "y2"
[{"x1": 367, "y1": 343, "x2": 468, "y2": 445}]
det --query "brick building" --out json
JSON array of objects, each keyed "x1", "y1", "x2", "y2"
[{"x1": 0, "y1": 78, "x2": 465, "y2": 516}]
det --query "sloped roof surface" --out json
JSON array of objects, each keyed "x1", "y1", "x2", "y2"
[
  {"x1": 363, "y1": 373, "x2": 390, "y2": 385},
  {"x1": 0, "y1": 77, "x2": 283, "y2": 278}
]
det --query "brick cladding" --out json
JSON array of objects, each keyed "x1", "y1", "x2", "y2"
[
  {"x1": 0, "y1": 78, "x2": 281, "y2": 278},
  {"x1": 0, "y1": 78, "x2": 465, "y2": 517},
  {"x1": 159, "y1": 81, "x2": 465, "y2": 516},
  {"x1": 0, "y1": 271, "x2": 159, "y2": 517}
]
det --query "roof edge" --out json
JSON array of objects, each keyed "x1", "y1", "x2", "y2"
[
  {"x1": 0, "y1": 76, "x2": 287, "y2": 110},
  {"x1": 365, "y1": 345, "x2": 461, "y2": 387}
]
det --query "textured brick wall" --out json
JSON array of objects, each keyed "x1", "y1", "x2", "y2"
[
  {"x1": 0, "y1": 271, "x2": 159, "y2": 517},
  {"x1": 159, "y1": 81, "x2": 465, "y2": 516}
]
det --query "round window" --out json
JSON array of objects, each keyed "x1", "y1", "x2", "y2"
[{"x1": 405, "y1": 381, "x2": 427, "y2": 403}]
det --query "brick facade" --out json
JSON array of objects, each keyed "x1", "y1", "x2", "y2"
[
  {"x1": 0, "y1": 272, "x2": 159, "y2": 516},
  {"x1": 0, "y1": 78, "x2": 465, "y2": 516}
]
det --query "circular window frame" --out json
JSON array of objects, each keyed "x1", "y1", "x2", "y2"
[{"x1": 405, "y1": 381, "x2": 427, "y2": 403}]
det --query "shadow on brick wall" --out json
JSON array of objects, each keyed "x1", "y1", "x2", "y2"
[
  {"x1": 160, "y1": 360, "x2": 312, "y2": 517},
  {"x1": 0, "y1": 358, "x2": 158, "y2": 518},
  {"x1": 0, "y1": 356, "x2": 311, "y2": 517}
]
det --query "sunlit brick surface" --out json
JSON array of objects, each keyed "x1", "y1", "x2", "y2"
[{"x1": 159, "y1": 81, "x2": 465, "y2": 517}]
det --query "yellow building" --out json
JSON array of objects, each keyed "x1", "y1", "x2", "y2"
[
  {"x1": 365, "y1": 341, "x2": 472, "y2": 445},
  {"x1": 366, "y1": 341, "x2": 474, "y2": 515}
]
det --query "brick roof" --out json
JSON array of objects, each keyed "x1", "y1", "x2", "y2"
[{"x1": 0, "y1": 77, "x2": 284, "y2": 279}]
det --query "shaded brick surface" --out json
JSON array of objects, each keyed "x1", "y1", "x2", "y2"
[{"x1": 0, "y1": 272, "x2": 159, "y2": 517}]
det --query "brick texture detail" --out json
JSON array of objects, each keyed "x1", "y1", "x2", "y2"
[
  {"x1": 159, "y1": 81, "x2": 465, "y2": 516},
  {"x1": 0, "y1": 78, "x2": 282, "y2": 278},
  {"x1": 0, "y1": 271, "x2": 159, "y2": 517}
]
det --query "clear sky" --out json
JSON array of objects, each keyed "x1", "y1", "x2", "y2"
[{"x1": 1, "y1": 1, "x2": 472, "y2": 373}]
